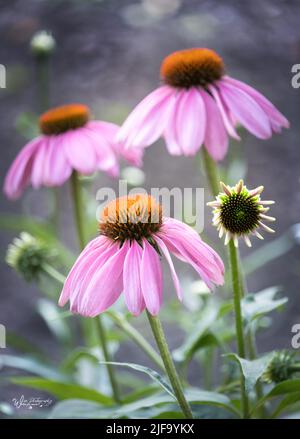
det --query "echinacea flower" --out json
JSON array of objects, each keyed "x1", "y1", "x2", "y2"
[
  {"x1": 207, "y1": 180, "x2": 275, "y2": 247},
  {"x1": 59, "y1": 194, "x2": 224, "y2": 317},
  {"x1": 4, "y1": 103, "x2": 143, "y2": 200},
  {"x1": 6, "y1": 232, "x2": 54, "y2": 281},
  {"x1": 117, "y1": 48, "x2": 289, "y2": 160}
]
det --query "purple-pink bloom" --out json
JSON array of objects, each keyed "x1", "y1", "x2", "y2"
[
  {"x1": 4, "y1": 104, "x2": 143, "y2": 200},
  {"x1": 59, "y1": 194, "x2": 224, "y2": 317},
  {"x1": 117, "y1": 48, "x2": 289, "y2": 160}
]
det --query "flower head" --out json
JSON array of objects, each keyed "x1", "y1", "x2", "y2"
[
  {"x1": 117, "y1": 47, "x2": 289, "y2": 160},
  {"x1": 30, "y1": 30, "x2": 56, "y2": 57},
  {"x1": 207, "y1": 180, "x2": 275, "y2": 247},
  {"x1": 262, "y1": 351, "x2": 300, "y2": 384},
  {"x1": 6, "y1": 232, "x2": 53, "y2": 282},
  {"x1": 4, "y1": 103, "x2": 143, "y2": 200},
  {"x1": 59, "y1": 193, "x2": 224, "y2": 317}
]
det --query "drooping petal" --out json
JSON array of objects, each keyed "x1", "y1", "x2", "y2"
[
  {"x1": 155, "y1": 235, "x2": 183, "y2": 301},
  {"x1": 223, "y1": 76, "x2": 289, "y2": 131},
  {"x1": 43, "y1": 136, "x2": 72, "y2": 186},
  {"x1": 58, "y1": 236, "x2": 111, "y2": 307},
  {"x1": 163, "y1": 91, "x2": 183, "y2": 155},
  {"x1": 31, "y1": 139, "x2": 48, "y2": 188},
  {"x1": 78, "y1": 241, "x2": 128, "y2": 317},
  {"x1": 117, "y1": 86, "x2": 174, "y2": 148},
  {"x1": 158, "y1": 218, "x2": 224, "y2": 288},
  {"x1": 123, "y1": 241, "x2": 145, "y2": 316},
  {"x1": 4, "y1": 137, "x2": 42, "y2": 199},
  {"x1": 89, "y1": 121, "x2": 144, "y2": 167},
  {"x1": 140, "y1": 239, "x2": 163, "y2": 315},
  {"x1": 200, "y1": 89, "x2": 228, "y2": 161},
  {"x1": 208, "y1": 84, "x2": 240, "y2": 140},
  {"x1": 175, "y1": 88, "x2": 206, "y2": 156},
  {"x1": 82, "y1": 123, "x2": 119, "y2": 176},
  {"x1": 218, "y1": 81, "x2": 272, "y2": 139},
  {"x1": 63, "y1": 128, "x2": 98, "y2": 175}
]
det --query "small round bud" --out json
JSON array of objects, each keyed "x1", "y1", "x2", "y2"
[
  {"x1": 30, "y1": 31, "x2": 56, "y2": 57},
  {"x1": 6, "y1": 232, "x2": 54, "y2": 282},
  {"x1": 262, "y1": 351, "x2": 299, "y2": 384}
]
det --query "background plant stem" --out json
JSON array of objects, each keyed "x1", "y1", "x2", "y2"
[
  {"x1": 70, "y1": 170, "x2": 120, "y2": 403},
  {"x1": 146, "y1": 311, "x2": 193, "y2": 419}
]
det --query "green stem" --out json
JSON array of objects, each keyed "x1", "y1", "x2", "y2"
[
  {"x1": 93, "y1": 316, "x2": 121, "y2": 403},
  {"x1": 202, "y1": 148, "x2": 220, "y2": 197},
  {"x1": 146, "y1": 311, "x2": 193, "y2": 419},
  {"x1": 70, "y1": 171, "x2": 86, "y2": 250},
  {"x1": 107, "y1": 311, "x2": 164, "y2": 371},
  {"x1": 70, "y1": 170, "x2": 120, "y2": 403},
  {"x1": 41, "y1": 262, "x2": 66, "y2": 285},
  {"x1": 228, "y1": 240, "x2": 249, "y2": 418}
]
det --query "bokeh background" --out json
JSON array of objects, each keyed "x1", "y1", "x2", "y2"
[{"x1": 0, "y1": 0, "x2": 300, "y2": 409}]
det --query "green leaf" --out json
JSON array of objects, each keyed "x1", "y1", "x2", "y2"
[
  {"x1": 100, "y1": 362, "x2": 174, "y2": 398},
  {"x1": 225, "y1": 352, "x2": 275, "y2": 394},
  {"x1": 173, "y1": 306, "x2": 219, "y2": 363},
  {"x1": 11, "y1": 377, "x2": 113, "y2": 405},
  {"x1": 0, "y1": 355, "x2": 65, "y2": 380},
  {"x1": 270, "y1": 392, "x2": 300, "y2": 418},
  {"x1": 36, "y1": 299, "x2": 72, "y2": 344},
  {"x1": 49, "y1": 389, "x2": 239, "y2": 419},
  {"x1": 242, "y1": 287, "x2": 288, "y2": 324},
  {"x1": 6, "y1": 331, "x2": 43, "y2": 356},
  {"x1": 252, "y1": 379, "x2": 300, "y2": 417}
]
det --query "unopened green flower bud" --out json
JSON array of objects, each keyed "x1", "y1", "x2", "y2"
[
  {"x1": 262, "y1": 351, "x2": 300, "y2": 384},
  {"x1": 6, "y1": 232, "x2": 54, "y2": 282}
]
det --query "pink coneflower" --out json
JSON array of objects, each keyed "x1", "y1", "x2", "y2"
[
  {"x1": 4, "y1": 104, "x2": 142, "y2": 200},
  {"x1": 117, "y1": 48, "x2": 289, "y2": 160},
  {"x1": 59, "y1": 194, "x2": 224, "y2": 317}
]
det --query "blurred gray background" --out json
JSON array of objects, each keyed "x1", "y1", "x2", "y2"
[{"x1": 0, "y1": 0, "x2": 300, "y2": 402}]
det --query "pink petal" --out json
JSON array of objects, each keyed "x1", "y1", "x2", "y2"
[
  {"x1": 123, "y1": 241, "x2": 145, "y2": 316},
  {"x1": 158, "y1": 218, "x2": 224, "y2": 288},
  {"x1": 63, "y1": 129, "x2": 98, "y2": 175},
  {"x1": 43, "y1": 136, "x2": 72, "y2": 186},
  {"x1": 31, "y1": 139, "x2": 48, "y2": 188},
  {"x1": 223, "y1": 76, "x2": 289, "y2": 131},
  {"x1": 208, "y1": 84, "x2": 241, "y2": 140},
  {"x1": 200, "y1": 89, "x2": 229, "y2": 161},
  {"x1": 4, "y1": 137, "x2": 42, "y2": 199},
  {"x1": 117, "y1": 86, "x2": 174, "y2": 148},
  {"x1": 175, "y1": 88, "x2": 206, "y2": 156},
  {"x1": 155, "y1": 235, "x2": 183, "y2": 301},
  {"x1": 78, "y1": 241, "x2": 128, "y2": 317},
  {"x1": 163, "y1": 91, "x2": 183, "y2": 155},
  {"x1": 82, "y1": 124, "x2": 119, "y2": 176},
  {"x1": 218, "y1": 81, "x2": 272, "y2": 139},
  {"x1": 59, "y1": 236, "x2": 111, "y2": 307},
  {"x1": 140, "y1": 239, "x2": 163, "y2": 315}
]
